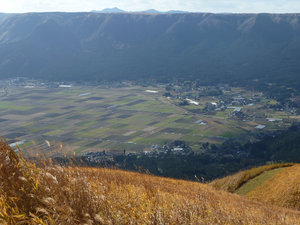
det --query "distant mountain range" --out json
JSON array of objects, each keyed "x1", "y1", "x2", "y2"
[
  {"x1": 91, "y1": 7, "x2": 189, "y2": 14},
  {"x1": 0, "y1": 12, "x2": 300, "y2": 91}
]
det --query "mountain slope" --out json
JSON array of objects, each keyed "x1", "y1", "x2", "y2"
[
  {"x1": 0, "y1": 13, "x2": 300, "y2": 90},
  {"x1": 1, "y1": 142, "x2": 300, "y2": 224}
]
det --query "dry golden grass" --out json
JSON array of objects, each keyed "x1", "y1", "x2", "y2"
[
  {"x1": 247, "y1": 164, "x2": 300, "y2": 211},
  {"x1": 209, "y1": 163, "x2": 294, "y2": 193},
  {"x1": 1, "y1": 142, "x2": 300, "y2": 224}
]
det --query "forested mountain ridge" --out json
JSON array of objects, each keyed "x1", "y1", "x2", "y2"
[{"x1": 0, "y1": 12, "x2": 300, "y2": 89}]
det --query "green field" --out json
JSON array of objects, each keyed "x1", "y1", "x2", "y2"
[{"x1": 0, "y1": 84, "x2": 295, "y2": 154}]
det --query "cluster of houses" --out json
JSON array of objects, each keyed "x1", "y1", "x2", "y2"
[
  {"x1": 202, "y1": 95, "x2": 258, "y2": 114},
  {"x1": 143, "y1": 144, "x2": 192, "y2": 156},
  {"x1": 81, "y1": 143, "x2": 193, "y2": 164},
  {"x1": 164, "y1": 83, "x2": 261, "y2": 114},
  {"x1": 84, "y1": 151, "x2": 114, "y2": 163},
  {"x1": 0, "y1": 77, "x2": 76, "y2": 89},
  {"x1": 163, "y1": 83, "x2": 300, "y2": 131}
]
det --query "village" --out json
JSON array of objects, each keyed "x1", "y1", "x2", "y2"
[{"x1": 161, "y1": 81, "x2": 299, "y2": 128}]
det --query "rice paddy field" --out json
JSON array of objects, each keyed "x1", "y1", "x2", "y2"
[{"x1": 0, "y1": 84, "x2": 296, "y2": 154}]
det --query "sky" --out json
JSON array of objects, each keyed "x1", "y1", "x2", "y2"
[{"x1": 0, "y1": 0, "x2": 300, "y2": 13}]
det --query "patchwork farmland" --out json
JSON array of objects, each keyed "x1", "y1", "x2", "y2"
[{"x1": 0, "y1": 84, "x2": 295, "y2": 154}]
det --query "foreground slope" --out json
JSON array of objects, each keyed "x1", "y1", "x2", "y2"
[
  {"x1": 1, "y1": 142, "x2": 300, "y2": 224},
  {"x1": 0, "y1": 13, "x2": 300, "y2": 90},
  {"x1": 210, "y1": 163, "x2": 294, "y2": 193},
  {"x1": 210, "y1": 163, "x2": 300, "y2": 211},
  {"x1": 247, "y1": 164, "x2": 300, "y2": 211}
]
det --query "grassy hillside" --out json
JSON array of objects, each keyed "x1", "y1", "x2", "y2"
[
  {"x1": 210, "y1": 163, "x2": 300, "y2": 211},
  {"x1": 247, "y1": 165, "x2": 300, "y2": 211},
  {"x1": 1, "y1": 142, "x2": 300, "y2": 224},
  {"x1": 210, "y1": 163, "x2": 294, "y2": 193},
  {"x1": 236, "y1": 167, "x2": 284, "y2": 195}
]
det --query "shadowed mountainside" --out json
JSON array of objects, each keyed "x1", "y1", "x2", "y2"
[{"x1": 0, "y1": 12, "x2": 300, "y2": 89}]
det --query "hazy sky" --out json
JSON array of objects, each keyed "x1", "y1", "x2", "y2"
[{"x1": 1, "y1": 0, "x2": 300, "y2": 13}]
